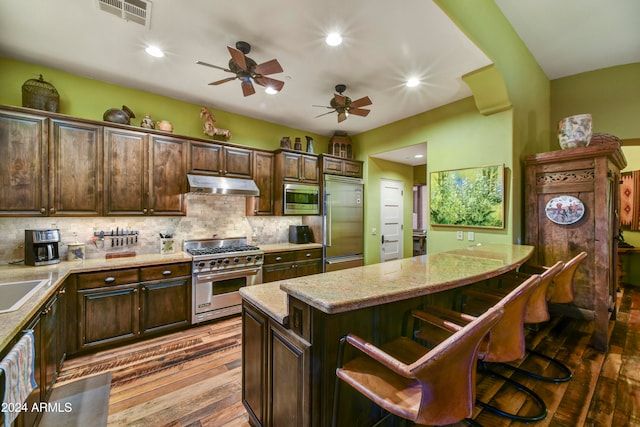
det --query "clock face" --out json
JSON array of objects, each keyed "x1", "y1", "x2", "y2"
[{"x1": 545, "y1": 195, "x2": 585, "y2": 225}]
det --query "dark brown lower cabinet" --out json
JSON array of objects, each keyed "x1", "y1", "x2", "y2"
[
  {"x1": 69, "y1": 262, "x2": 191, "y2": 355},
  {"x1": 242, "y1": 301, "x2": 310, "y2": 427},
  {"x1": 262, "y1": 248, "x2": 322, "y2": 283}
]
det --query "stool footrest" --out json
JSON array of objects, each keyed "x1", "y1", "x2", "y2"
[{"x1": 498, "y1": 348, "x2": 572, "y2": 383}]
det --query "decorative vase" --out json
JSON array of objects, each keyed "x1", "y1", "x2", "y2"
[
  {"x1": 140, "y1": 113, "x2": 155, "y2": 129},
  {"x1": 157, "y1": 120, "x2": 173, "y2": 132},
  {"x1": 557, "y1": 114, "x2": 592, "y2": 149},
  {"x1": 103, "y1": 105, "x2": 135, "y2": 125},
  {"x1": 305, "y1": 136, "x2": 314, "y2": 153},
  {"x1": 294, "y1": 137, "x2": 302, "y2": 151},
  {"x1": 280, "y1": 137, "x2": 291, "y2": 149}
]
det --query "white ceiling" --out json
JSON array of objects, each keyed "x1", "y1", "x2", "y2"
[{"x1": 0, "y1": 0, "x2": 638, "y2": 165}]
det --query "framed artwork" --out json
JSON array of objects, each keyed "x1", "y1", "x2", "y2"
[{"x1": 430, "y1": 164, "x2": 505, "y2": 229}]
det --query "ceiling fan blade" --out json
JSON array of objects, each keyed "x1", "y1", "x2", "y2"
[
  {"x1": 337, "y1": 112, "x2": 348, "y2": 123},
  {"x1": 312, "y1": 105, "x2": 334, "y2": 109},
  {"x1": 209, "y1": 76, "x2": 237, "y2": 85},
  {"x1": 334, "y1": 94, "x2": 348, "y2": 107},
  {"x1": 254, "y1": 76, "x2": 285, "y2": 91},
  {"x1": 228, "y1": 45, "x2": 248, "y2": 70},
  {"x1": 349, "y1": 96, "x2": 373, "y2": 108},
  {"x1": 254, "y1": 59, "x2": 283, "y2": 76},
  {"x1": 348, "y1": 107, "x2": 371, "y2": 117},
  {"x1": 314, "y1": 111, "x2": 336, "y2": 118},
  {"x1": 196, "y1": 61, "x2": 232, "y2": 73},
  {"x1": 241, "y1": 80, "x2": 256, "y2": 96}
]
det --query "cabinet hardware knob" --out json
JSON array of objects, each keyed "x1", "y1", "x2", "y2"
[
  {"x1": 143, "y1": 208, "x2": 148, "y2": 213},
  {"x1": 275, "y1": 256, "x2": 282, "y2": 261},
  {"x1": 104, "y1": 276, "x2": 116, "y2": 283},
  {"x1": 58, "y1": 288, "x2": 66, "y2": 295},
  {"x1": 49, "y1": 207, "x2": 56, "y2": 214},
  {"x1": 40, "y1": 207, "x2": 46, "y2": 214},
  {"x1": 306, "y1": 253, "x2": 311, "y2": 257},
  {"x1": 149, "y1": 209, "x2": 154, "y2": 213},
  {"x1": 162, "y1": 270, "x2": 172, "y2": 276}
]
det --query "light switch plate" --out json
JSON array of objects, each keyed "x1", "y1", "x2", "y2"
[
  {"x1": 456, "y1": 231, "x2": 463, "y2": 240},
  {"x1": 468, "y1": 232, "x2": 475, "y2": 241}
]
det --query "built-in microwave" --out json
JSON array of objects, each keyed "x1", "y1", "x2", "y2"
[{"x1": 283, "y1": 183, "x2": 320, "y2": 215}]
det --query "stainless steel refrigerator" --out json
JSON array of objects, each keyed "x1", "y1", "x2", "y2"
[{"x1": 323, "y1": 175, "x2": 364, "y2": 272}]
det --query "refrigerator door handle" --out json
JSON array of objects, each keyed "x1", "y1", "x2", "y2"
[
  {"x1": 325, "y1": 192, "x2": 332, "y2": 247},
  {"x1": 381, "y1": 235, "x2": 385, "y2": 244}
]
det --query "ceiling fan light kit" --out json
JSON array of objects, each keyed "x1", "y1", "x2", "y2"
[
  {"x1": 197, "y1": 41, "x2": 285, "y2": 97},
  {"x1": 313, "y1": 84, "x2": 372, "y2": 123}
]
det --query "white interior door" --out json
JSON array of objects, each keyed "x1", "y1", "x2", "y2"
[{"x1": 380, "y1": 179, "x2": 403, "y2": 262}]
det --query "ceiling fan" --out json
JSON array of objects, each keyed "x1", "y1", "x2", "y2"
[
  {"x1": 313, "y1": 84, "x2": 372, "y2": 123},
  {"x1": 196, "y1": 41, "x2": 285, "y2": 97}
]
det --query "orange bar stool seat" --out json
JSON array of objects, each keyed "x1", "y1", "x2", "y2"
[
  {"x1": 414, "y1": 274, "x2": 548, "y2": 422},
  {"x1": 332, "y1": 305, "x2": 503, "y2": 426}
]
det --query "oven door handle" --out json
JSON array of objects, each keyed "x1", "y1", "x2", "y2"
[{"x1": 195, "y1": 267, "x2": 261, "y2": 282}]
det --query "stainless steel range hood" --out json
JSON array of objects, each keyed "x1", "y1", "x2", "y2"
[{"x1": 187, "y1": 174, "x2": 259, "y2": 196}]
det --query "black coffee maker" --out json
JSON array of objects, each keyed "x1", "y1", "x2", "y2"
[{"x1": 25, "y1": 229, "x2": 61, "y2": 266}]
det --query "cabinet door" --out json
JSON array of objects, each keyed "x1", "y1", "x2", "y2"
[
  {"x1": 242, "y1": 303, "x2": 268, "y2": 426},
  {"x1": 281, "y1": 152, "x2": 302, "y2": 181},
  {"x1": 248, "y1": 151, "x2": 274, "y2": 215},
  {"x1": 343, "y1": 160, "x2": 363, "y2": 178},
  {"x1": 149, "y1": 135, "x2": 187, "y2": 215},
  {"x1": 23, "y1": 315, "x2": 42, "y2": 427},
  {"x1": 269, "y1": 320, "x2": 310, "y2": 426},
  {"x1": 189, "y1": 141, "x2": 223, "y2": 176},
  {"x1": 262, "y1": 262, "x2": 296, "y2": 283},
  {"x1": 224, "y1": 146, "x2": 253, "y2": 178},
  {"x1": 322, "y1": 156, "x2": 343, "y2": 175},
  {"x1": 50, "y1": 120, "x2": 103, "y2": 216},
  {"x1": 0, "y1": 110, "x2": 48, "y2": 216},
  {"x1": 301, "y1": 155, "x2": 319, "y2": 183},
  {"x1": 41, "y1": 290, "x2": 63, "y2": 401},
  {"x1": 77, "y1": 283, "x2": 139, "y2": 351},
  {"x1": 140, "y1": 277, "x2": 190, "y2": 335},
  {"x1": 104, "y1": 128, "x2": 148, "y2": 215}
]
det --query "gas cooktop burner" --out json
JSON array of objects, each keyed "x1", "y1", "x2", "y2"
[{"x1": 186, "y1": 245, "x2": 259, "y2": 256}]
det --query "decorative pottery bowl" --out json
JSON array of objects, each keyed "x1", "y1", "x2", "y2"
[
  {"x1": 157, "y1": 120, "x2": 173, "y2": 132},
  {"x1": 557, "y1": 114, "x2": 592, "y2": 149}
]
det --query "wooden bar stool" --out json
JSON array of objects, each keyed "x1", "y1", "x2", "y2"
[
  {"x1": 413, "y1": 274, "x2": 548, "y2": 422},
  {"x1": 331, "y1": 305, "x2": 503, "y2": 426}
]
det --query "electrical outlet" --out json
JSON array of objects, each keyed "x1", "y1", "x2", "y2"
[
  {"x1": 468, "y1": 232, "x2": 475, "y2": 241},
  {"x1": 456, "y1": 231, "x2": 463, "y2": 240}
]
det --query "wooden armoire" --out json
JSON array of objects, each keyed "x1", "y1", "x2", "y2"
[{"x1": 524, "y1": 141, "x2": 626, "y2": 351}]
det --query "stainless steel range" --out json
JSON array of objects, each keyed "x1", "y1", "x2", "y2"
[{"x1": 184, "y1": 237, "x2": 263, "y2": 324}]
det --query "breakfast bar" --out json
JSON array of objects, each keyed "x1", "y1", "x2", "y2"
[{"x1": 240, "y1": 243, "x2": 534, "y2": 426}]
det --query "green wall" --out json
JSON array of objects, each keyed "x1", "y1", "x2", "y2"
[
  {"x1": 550, "y1": 63, "x2": 640, "y2": 284},
  {"x1": 355, "y1": 0, "x2": 550, "y2": 258},
  {"x1": 0, "y1": 56, "x2": 328, "y2": 150}
]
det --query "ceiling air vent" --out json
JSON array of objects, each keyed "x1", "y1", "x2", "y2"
[{"x1": 96, "y1": 0, "x2": 152, "y2": 28}]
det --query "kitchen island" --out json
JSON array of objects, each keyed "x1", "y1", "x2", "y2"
[{"x1": 240, "y1": 243, "x2": 534, "y2": 427}]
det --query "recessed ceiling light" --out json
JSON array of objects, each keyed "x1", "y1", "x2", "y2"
[
  {"x1": 145, "y1": 46, "x2": 164, "y2": 58},
  {"x1": 265, "y1": 86, "x2": 278, "y2": 95},
  {"x1": 325, "y1": 32, "x2": 342, "y2": 46},
  {"x1": 406, "y1": 77, "x2": 420, "y2": 88}
]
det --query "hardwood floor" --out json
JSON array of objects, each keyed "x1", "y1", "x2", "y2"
[{"x1": 56, "y1": 285, "x2": 640, "y2": 427}]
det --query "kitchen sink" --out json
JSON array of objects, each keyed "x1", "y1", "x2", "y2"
[{"x1": 0, "y1": 279, "x2": 50, "y2": 314}]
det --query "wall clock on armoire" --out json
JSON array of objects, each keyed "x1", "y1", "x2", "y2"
[{"x1": 524, "y1": 141, "x2": 626, "y2": 352}]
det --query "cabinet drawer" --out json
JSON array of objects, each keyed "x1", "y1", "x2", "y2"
[
  {"x1": 294, "y1": 248, "x2": 322, "y2": 261},
  {"x1": 264, "y1": 251, "x2": 296, "y2": 265},
  {"x1": 77, "y1": 268, "x2": 139, "y2": 290},
  {"x1": 140, "y1": 262, "x2": 191, "y2": 282}
]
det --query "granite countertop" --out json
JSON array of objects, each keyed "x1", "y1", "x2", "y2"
[
  {"x1": 241, "y1": 243, "x2": 534, "y2": 324},
  {"x1": 0, "y1": 252, "x2": 192, "y2": 351},
  {"x1": 258, "y1": 242, "x2": 322, "y2": 253}
]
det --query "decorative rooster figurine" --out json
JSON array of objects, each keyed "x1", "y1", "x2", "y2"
[{"x1": 200, "y1": 107, "x2": 232, "y2": 140}]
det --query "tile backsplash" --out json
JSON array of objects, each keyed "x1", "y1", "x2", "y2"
[{"x1": 0, "y1": 194, "x2": 306, "y2": 264}]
